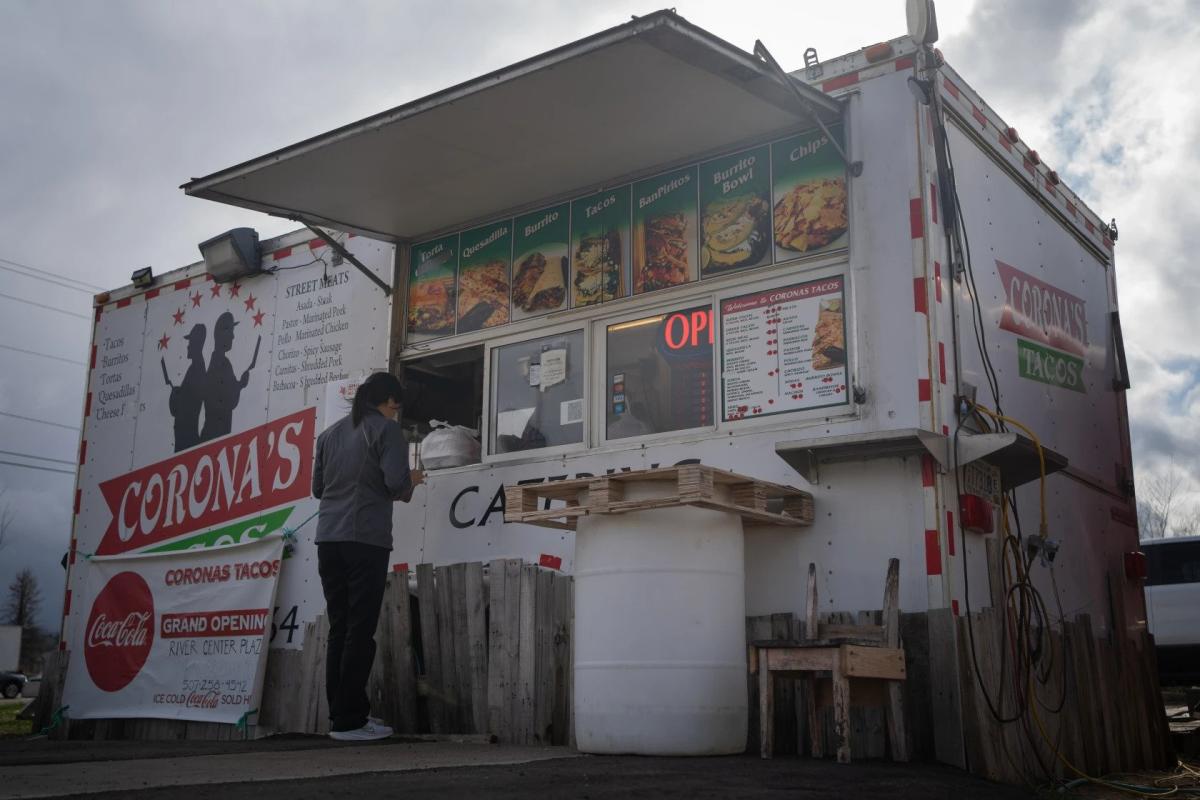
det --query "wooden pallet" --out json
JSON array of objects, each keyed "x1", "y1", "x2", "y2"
[{"x1": 503, "y1": 464, "x2": 814, "y2": 531}]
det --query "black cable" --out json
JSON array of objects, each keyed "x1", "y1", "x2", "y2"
[
  {"x1": 0, "y1": 256, "x2": 103, "y2": 291},
  {"x1": 0, "y1": 448, "x2": 74, "y2": 465},
  {"x1": 0, "y1": 459, "x2": 75, "y2": 476}
]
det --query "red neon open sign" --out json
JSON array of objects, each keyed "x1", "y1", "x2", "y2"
[{"x1": 663, "y1": 309, "x2": 715, "y2": 350}]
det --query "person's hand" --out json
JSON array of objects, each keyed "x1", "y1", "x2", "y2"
[{"x1": 410, "y1": 469, "x2": 425, "y2": 487}]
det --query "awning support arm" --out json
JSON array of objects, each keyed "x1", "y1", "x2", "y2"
[
  {"x1": 753, "y1": 40, "x2": 863, "y2": 177},
  {"x1": 302, "y1": 223, "x2": 392, "y2": 296}
]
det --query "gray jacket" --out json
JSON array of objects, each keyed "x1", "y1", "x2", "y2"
[{"x1": 312, "y1": 408, "x2": 414, "y2": 550}]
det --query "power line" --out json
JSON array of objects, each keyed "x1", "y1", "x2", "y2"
[
  {"x1": 0, "y1": 343, "x2": 86, "y2": 366},
  {"x1": 0, "y1": 291, "x2": 90, "y2": 320},
  {"x1": 0, "y1": 256, "x2": 103, "y2": 291},
  {"x1": 0, "y1": 459, "x2": 75, "y2": 476},
  {"x1": 0, "y1": 262, "x2": 97, "y2": 295},
  {"x1": 0, "y1": 411, "x2": 80, "y2": 431},
  {"x1": 0, "y1": 448, "x2": 75, "y2": 466}
]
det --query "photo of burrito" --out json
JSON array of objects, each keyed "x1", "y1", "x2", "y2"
[
  {"x1": 512, "y1": 203, "x2": 570, "y2": 320},
  {"x1": 811, "y1": 297, "x2": 846, "y2": 370}
]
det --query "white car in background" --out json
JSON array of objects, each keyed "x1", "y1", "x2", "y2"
[{"x1": 1144, "y1": 534, "x2": 1200, "y2": 684}]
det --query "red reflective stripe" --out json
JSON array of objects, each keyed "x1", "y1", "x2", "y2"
[
  {"x1": 273, "y1": 247, "x2": 293, "y2": 261},
  {"x1": 79, "y1": 440, "x2": 87, "y2": 466},
  {"x1": 90, "y1": 345, "x2": 97, "y2": 370},
  {"x1": 910, "y1": 198, "x2": 924, "y2": 239},
  {"x1": 392, "y1": 562, "x2": 409, "y2": 573},
  {"x1": 925, "y1": 530, "x2": 942, "y2": 575},
  {"x1": 952, "y1": 599, "x2": 960, "y2": 616},
  {"x1": 971, "y1": 105, "x2": 987, "y2": 128},
  {"x1": 918, "y1": 378, "x2": 932, "y2": 402},
  {"x1": 914, "y1": 278, "x2": 928, "y2": 314},
  {"x1": 822, "y1": 72, "x2": 860, "y2": 92},
  {"x1": 943, "y1": 78, "x2": 960, "y2": 99},
  {"x1": 938, "y1": 342, "x2": 947, "y2": 384},
  {"x1": 934, "y1": 262, "x2": 943, "y2": 303},
  {"x1": 174, "y1": 278, "x2": 191, "y2": 290},
  {"x1": 145, "y1": 288, "x2": 160, "y2": 300},
  {"x1": 63, "y1": 590, "x2": 71, "y2": 615},
  {"x1": 539, "y1": 553, "x2": 563, "y2": 570},
  {"x1": 74, "y1": 489, "x2": 82, "y2": 515},
  {"x1": 947, "y1": 511, "x2": 956, "y2": 556},
  {"x1": 116, "y1": 298, "x2": 131, "y2": 308},
  {"x1": 1066, "y1": 201, "x2": 1077, "y2": 217},
  {"x1": 921, "y1": 454, "x2": 936, "y2": 487},
  {"x1": 894, "y1": 56, "x2": 914, "y2": 70},
  {"x1": 309, "y1": 238, "x2": 327, "y2": 250},
  {"x1": 84, "y1": 392, "x2": 92, "y2": 418},
  {"x1": 998, "y1": 132, "x2": 1012, "y2": 152}
]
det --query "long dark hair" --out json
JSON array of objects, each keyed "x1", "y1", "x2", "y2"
[{"x1": 351, "y1": 372, "x2": 404, "y2": 427}]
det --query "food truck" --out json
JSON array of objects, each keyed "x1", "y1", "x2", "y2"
[{"x1": 61, "y1": 7, "x2": 1147, "y2": 755}]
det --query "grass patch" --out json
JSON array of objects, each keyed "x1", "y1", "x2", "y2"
[{"x1": 0, "y1": 701, "x2": 32, "y2": 738}]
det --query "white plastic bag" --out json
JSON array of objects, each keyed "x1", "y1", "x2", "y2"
[{"x1": 420, "y1": 419, "x2": 481, "y2": 469}]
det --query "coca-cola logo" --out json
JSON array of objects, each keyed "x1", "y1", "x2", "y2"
[{"x1": 84, "y1": 571, "x2": 155, "y2": 692}]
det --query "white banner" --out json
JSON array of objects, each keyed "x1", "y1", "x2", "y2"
[{"x1": 63, "y1": 535, "x2": 285, "y2": 723}]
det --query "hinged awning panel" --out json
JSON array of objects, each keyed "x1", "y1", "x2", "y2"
[{"x1": 182, "y1": 11, "x2": 841, "y2": 242}]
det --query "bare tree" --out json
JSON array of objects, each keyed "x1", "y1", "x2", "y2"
[
  {"x1": 5, "y1": 569, "x2": 43, "y2": 673},
  {"x1": 1137, "y1": 462, "x2": 1200, "y2": 540},
  {"x1": 0, "y1": 489, "x2": 12, "y2": 552}
]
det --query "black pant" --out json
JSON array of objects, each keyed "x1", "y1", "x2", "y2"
[{"x1": 317, "y1": 541, "x2": 389, "y2": 732}]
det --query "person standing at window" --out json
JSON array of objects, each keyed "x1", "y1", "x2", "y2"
[{"x1": 312, "y1": 372, "x2": 424, "y2": 741}]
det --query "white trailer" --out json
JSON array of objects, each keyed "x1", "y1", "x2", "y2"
[
  {"x1": 63, "y1": 8, "x2": 1147, "y2": 757},
  {"x1": 0, "y1": 625, "x2": 20, "y2": 673}
]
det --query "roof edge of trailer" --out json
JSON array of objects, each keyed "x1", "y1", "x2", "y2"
[{"x1": 180, "y1": 10, "x2": 843, "y2": 241}]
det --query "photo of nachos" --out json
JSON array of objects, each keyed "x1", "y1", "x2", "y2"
[
  {"x1": 773, "y1": 177, "x2": 848, "y2": 253},
  {"x1": 456, "y1": 259, "x2": 509, "y2": 331},
  {"x1": 811, "y1": 297, "x2": 846, "y2": 370}
]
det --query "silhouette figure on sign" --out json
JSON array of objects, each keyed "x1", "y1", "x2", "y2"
[
  {"x1": 164, "y1": 324, "x2": 207, "y2": 452},
  {"x1": 199, "y1": 311, "x2": 260, "y2": 443}
]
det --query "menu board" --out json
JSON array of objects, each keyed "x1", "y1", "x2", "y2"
[
  {"x1": 720, "y1": 276, "x2": 849, "y2": 421},
  {"x1": 401, "y1": 124, "x2": 850, "y2": 344},
  {"x1": 699, "y1": 144, "x2": 772, "y2": 278},
  {"x1": 511, "y1": 203, "x2": 570, "y2": 321},
  {"x1": 406, "y1": 234, "x2": 459, "y2": 343},
  {"x1": 457, "y1": 221, "x2": 512, "y2": 333},
  {"x1": 632, "y1": 166, "x2": 699, "y2": 295},
  {"x1": 771, "y1": 123, "x2": 848, "y2": 262},
  {"x1": 570, "y1": 186, "x2": 631, "y2": 308}
]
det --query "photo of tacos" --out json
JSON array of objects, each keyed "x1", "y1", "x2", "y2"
[
  {"x1": 573, "y1": 232, "x2": 622, "y2": 307},
  {"x1": 699, "y1": 144, "x2": 772, "y2": 276},
  {"x1": 632, "y1": 166, "x2": 698, "y2": 295},
  {"x1": 811, "y1": 296, "x2": 846, "y2": 370},
  {"x1": 571, "y1": 185, "x2": 630, "y2": 307},
  {"x1": 512, "y1": 203, "x2": 570, "y2": 320},
  {"x1": 771, "y1": 124, "x2": 849, "y2": 261},
  {"x1": 406, "y1": 234, "x2": 458, "y2": 341}
]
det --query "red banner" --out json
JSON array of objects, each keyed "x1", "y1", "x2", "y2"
[
  {"x1": 996, "y1": 260, "x2": 1087, "y2": 356},
  {"x1": 96, "y1": 408, "x2": 315, "y2": 555}
]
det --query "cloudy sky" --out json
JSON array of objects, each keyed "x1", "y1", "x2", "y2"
[{"x1": 1, "y1": 0, "x2": 1195, "y2": 629}]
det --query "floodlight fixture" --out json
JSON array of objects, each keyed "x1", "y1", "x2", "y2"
[
  {"x1": 130, "y1": 267, "x2": 154, "y2": 289},
  {"x1": 199, "y1": 227, "x2": 261, "y2": 283}
]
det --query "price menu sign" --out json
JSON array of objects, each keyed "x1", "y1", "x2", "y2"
[{"x1": 720, "y1": 276, "x2": 849, "y2": 421}]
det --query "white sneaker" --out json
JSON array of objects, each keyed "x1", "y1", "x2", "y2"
[{"x1": 329, "y1": 719, "x2": 394, "y2": 741}]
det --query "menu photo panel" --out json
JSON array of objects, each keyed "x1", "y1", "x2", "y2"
[
  {"x1": 632, "y1": 166, "x2": 699, "y2": 295},
  {"x1": 771, "y1": 123, "x2": 849, "y2": 262},
  {"x1": 699, "y1": 144, "x2": 772, "y2": 278},
  {"x1": 406, "y1": 234, "x2": 459, "y2": 342},
  {"x1": 511, "y1": 203, "x2": 570, "y2": 321},
  {"x1": 570, "y1": 186, "x2": 631, "y2": 308},
  {"x1": 457, "y1": 220, "x2": 512, "y2": 334},
  {"x1": 720, "y1": 275, "x2": 849, "y2": 421}
]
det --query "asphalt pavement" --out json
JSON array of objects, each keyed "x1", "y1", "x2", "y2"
[{"x1": 0, "y1": 734, "x2": 1033, "y2": 799}]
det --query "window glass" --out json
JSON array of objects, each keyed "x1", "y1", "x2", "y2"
[
  {"x1": 490, "y1": 331, "x2": 585, "y2": 455},
  {"x1": 605, "y1": 304, "x2": 713, "y2": 440},
  {"x1": 1146, "y1": 540, "x2": 1200, "y2": 586}
]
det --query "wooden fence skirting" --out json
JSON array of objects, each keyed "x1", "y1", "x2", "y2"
[
  {"x1": 746, "y1": 607, "x2": 1173, "y2": 783},
  {"x1": 66, "y1": 560, "x2": 573, "y2": 745}
]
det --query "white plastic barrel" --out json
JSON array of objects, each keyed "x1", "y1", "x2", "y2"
[{"x1": 573, "y1": 479, "x2": 748, "y2": 755}]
